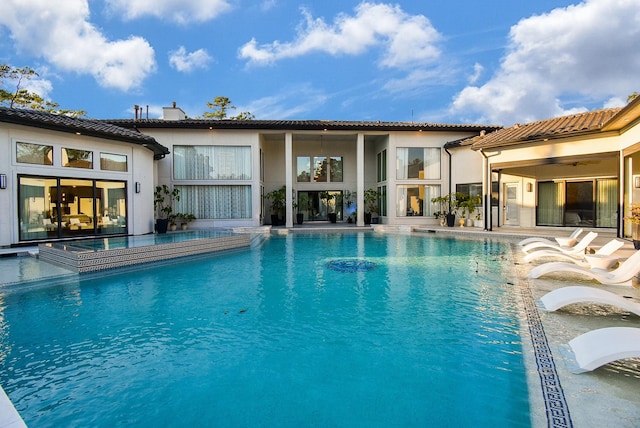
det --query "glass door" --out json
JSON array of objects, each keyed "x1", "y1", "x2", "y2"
[
  {"x1": 503, "y1": 183, "x2": 519, "y2": 225},
  {"x1": 565, "y1": 181, "x2": 594, "y2": 227}
]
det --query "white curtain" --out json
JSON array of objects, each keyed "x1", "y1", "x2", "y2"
[
  {"x1": 424, "y1": 185, "x2": 440, "y2": 216},
  {"x1": 174, "y1": 146, "x2": 251, "y2": 180},
  {"x1": 396, "y1": 186, "x2": 408, "y2": 216},
  {"x1": 596, "y1": 179, "x2": 617, "y2": 227},
  {"x1": 176, "y1": 185, "x2": 251, "y2": 219},
  {"x1": 396, "y1": 148, "x2": 409, "y2": 179},
  {"x1": 423, "y1": 148, "x2": 441, "y2": 179},
  {"x1": 537, "y1": 182, "x2": 564, "y2": 226}
]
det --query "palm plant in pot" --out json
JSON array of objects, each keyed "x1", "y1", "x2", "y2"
[
  {"x1": 363, "y1": 188, "x2": 379, "y2": 225},
  {"x1": 154, "y1": 184, "x2": 180, "y2": 233},
  {"x1": 430, "y1": 193, "x2": 456, "y2": 227},
  {"x1": 293, "y1": 193, "x2": 309, "y2": 225},
  {"x1": 265, "y1": 185, "x2": 286, "y2": 226}
]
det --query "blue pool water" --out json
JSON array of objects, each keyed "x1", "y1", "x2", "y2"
[{"x1": 0, "y1": 233, "x2": 530, "y2": 427}]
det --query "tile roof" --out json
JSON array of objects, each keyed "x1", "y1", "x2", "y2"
[
  {"x1": 463, "y1": 108, "x2": 623, "y2": 150},
  {"x1": 104, "y1": 118, "x2": 502, "y2": 133},
  {"x1": 0, "y1": 107, "x2": 169, "y2": 159}
]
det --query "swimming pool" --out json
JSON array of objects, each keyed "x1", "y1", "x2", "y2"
[{"x1": 0, "y1": 232, "x2": 531, "y2": 427}]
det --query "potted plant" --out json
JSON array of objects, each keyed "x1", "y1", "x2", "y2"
[
  {"x1": 431, "y1": 193, "x2": 456, "y2": 227},
  {"x1": 265, "y1": 185, "x2": 286, "y2": 226},
  {"x1": 176, "y1": 213, "x2": 196, "y2": 230},
  {"x1": 363, "y1": 188, "x2": 379, "y2": 225},
  {"x1": 320, "y1": 191, "x2": 337, "y2": 223},
  {"x1": 625, "y1": 203, "x2": 640, "y2": 249},
  {"x1": 294, "y1": 193, "x2": 309, "y2": 225},
  {"x1": 154, "y1": 184, "x2": 180, "y2": 233},
  {"x1": 459, "y1": 195, "x2": 481, "y2": 227}
]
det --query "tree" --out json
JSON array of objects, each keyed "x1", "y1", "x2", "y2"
[
  {"x1": 628, "y1": 92, "x2": 639, "y2": 103},
  {"x1": 203, "y1": 96, "x2": 254, "y2": 120},
  {"x1": 0, "y1": 64, "x2": 86, "y2": 117}
]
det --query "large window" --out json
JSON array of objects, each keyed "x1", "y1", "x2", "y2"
[
  {"x1": 18, "y1": 175, "x2": 127, "y2": 241},
  {"x1": 63, "y1": 148, "x2": 93, "y2": 169},
  {"x1": 396, "y1": 184, "x2": 440, "y2": 217},
  {"x1": 100, "y1": 153, "x2": 128, "y2": 172},
  {"x1": 16, "y1": 142, "x2": 53, "y2": 165},
  {"x1": 396, "y1": 148, "x2": 440, "y2": 180},
  {"x1": 175, "y1": 185, "x2": 251, "y2": 219},
  {"x1": 297, "y1": 156, "x2": 343, "y2": 182},
  {"x1": 174, "y1": 146, "x2": 251, "y2": 180},
  {"x1": 377, "y1": 150, "x2": 387, "y2": 182}
]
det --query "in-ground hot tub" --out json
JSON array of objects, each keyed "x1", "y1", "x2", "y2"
[{"x1": 38, "y1": 230, "x2": 251, "y2": 273}]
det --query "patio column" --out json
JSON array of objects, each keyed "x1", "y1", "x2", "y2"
[
  {"x1": 357, "y1": 133, "x2": 365, "y2": 227},
  {"x1": 285, "y1": 132, "x2": 293, "y2": 228}
]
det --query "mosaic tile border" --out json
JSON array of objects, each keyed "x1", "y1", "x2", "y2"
[
  {"x1": 515, "y1": 248, "x2": 573, "y2": 428},
  {"x1": 38, "y1": 234, "x2": 250, "y2": 273}
]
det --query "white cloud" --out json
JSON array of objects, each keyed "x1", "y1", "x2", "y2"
[
  {"x1": 243, "y1": 85, "x2": 329, "y2": 119},
  {"x1": 169, "y1": 47, "x2": 212, "y2": 72},
  {"x1": 261, "y1": 0, "x2": 277, "y2": 12},
  {"x1": 239, "y1": 2, "x2": 441, "y2": 69},
  {"x1": 0, "y1": 0, "x2": 155, "y2": 92},
  {"x1": 468, "y1": 63, "x2": 483, "y2": 84},
  {"x1": 451, "y1": 0, "x2": 640, "y2": 125},
  {"x1": 106, "y1": 0, "x2": 232, "y2": 24}
]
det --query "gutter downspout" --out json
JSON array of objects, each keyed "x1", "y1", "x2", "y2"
[{"x1": 479, "y1": 149, "x2": 491, "y2": 231}]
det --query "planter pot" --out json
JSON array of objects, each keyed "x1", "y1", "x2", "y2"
[
  {"x1": 459, "y1": 218, "x2": 466, "y2": 227},
  {"x1": 439, "y1": 218, "x2": 446, "y2": 227},
  {"x1": 634, "y1": 240, "x2": 640, "y2": 250},
  {"x1": 296, "y1": 213, "x2": 304, "y2": 225},
  {"x1": 181, "y1": 224, "x2": 188, "y2": 230},
  {"x1": 474, "y1": 219, "x2": 483, "y2": 228},
  {"x1": 365, "y1": 212, "x2": 372, "y2": 225},
  {"x1": 155, "y1": 218, "x2": 169, "y2": 234},
  {"x1": 170, "y1": 224, "x2": 177, "y2": 231},
  {"x1": 445, "y1": 213, "x2": 455, "y2": 227},
  {"x1": 465, "y1": 218, "x2": 474, "y2": 227},
  {"x1": 271, "y1": 214, "x2": 280, "y2": 226},
  {"x1": 328, "y1": 213, "x2": 337, "y2": 223}
]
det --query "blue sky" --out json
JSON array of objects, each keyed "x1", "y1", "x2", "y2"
[{"x1": 0, "y1": 0, "x2": 638, "y2": 125}]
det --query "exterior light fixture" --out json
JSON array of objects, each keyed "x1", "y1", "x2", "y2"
[
  {"x1": 526, "y1": 182, "x2": 533, "y2": 192},
  {"x1": 0, "y1": 174, "x2": 6, "y2": 189},
  {"x1": 135, "y1": 182, "x2": 141, "y2": 193}
]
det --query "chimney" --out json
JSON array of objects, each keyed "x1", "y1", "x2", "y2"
[
  {"x1": 162, "y1": 102, "x2": 187, "y2": 121},
  {"x1": 134, "y1": 104, "x2": 139, "y2": 120}
]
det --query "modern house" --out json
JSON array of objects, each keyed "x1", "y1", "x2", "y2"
[
  {"x1": 106, "y1": 103, "x2": 499, "y2": 230},
  {"x1": 458, "y1": 95, "x2": 640, "y2": 239},
  {"x1": 1, "y1": 95, "x2": 639, "y2": 248}
]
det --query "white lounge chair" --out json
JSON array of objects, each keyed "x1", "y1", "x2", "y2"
[
  {"x1": 568, "y1": 327, "x2": 640, "y2": 373},
  {"x1": 528, "y1": 249, "x2": 640, "y2": 286},
  {"x1": 518, "y1": 227, "x2": 583, "y2": 248},
  {"x1": 521, "y1": 231, "x2": 597, "y2": 255},
  {"x1": 539, "y1": 285, "x2": 640, "y2": 316},
  {"x1": 524, "y1": 238, "x2": 623, "y2": 264}
]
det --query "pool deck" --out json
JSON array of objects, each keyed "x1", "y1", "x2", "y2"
[{"x1": 0, "y1": 225, "x2": 639, "y2": 427}]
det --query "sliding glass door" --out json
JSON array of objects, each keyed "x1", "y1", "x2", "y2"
[
  {"x1": 536, "y1": 179, "x2": 616, "y2": 227},
  {"x1": 18, "y1": 175, "x2": 128, "y2": 241}
]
